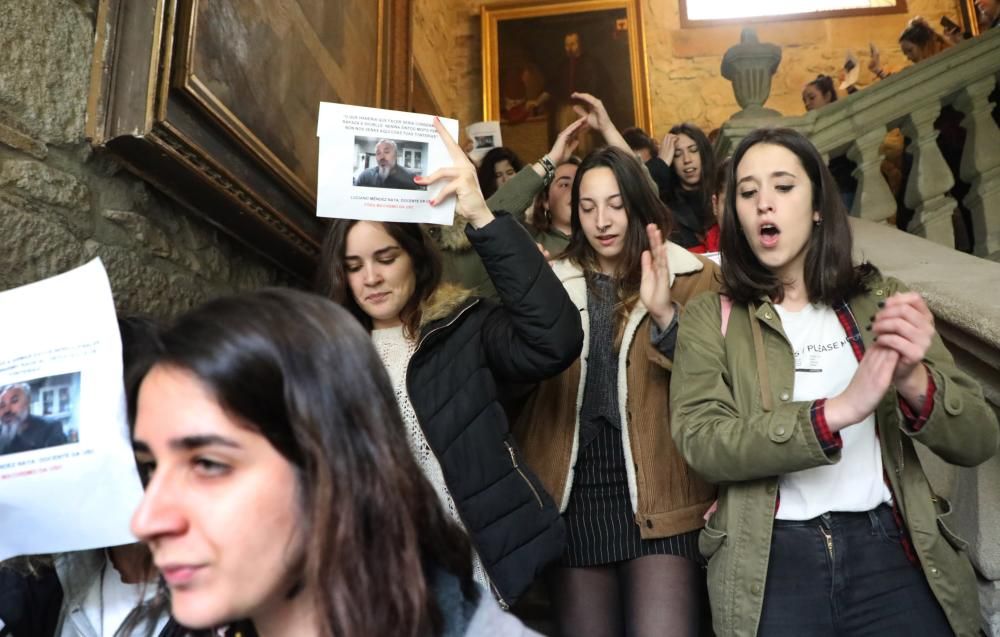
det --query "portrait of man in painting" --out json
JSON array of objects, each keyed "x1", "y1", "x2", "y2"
[{"x1": 496, "y1": 8, "x2": 636, "y2": 147}]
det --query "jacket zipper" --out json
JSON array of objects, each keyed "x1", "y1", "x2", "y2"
[
  {"x1": 409, "y1": 297, "x2": 512, "y2": 609},
  {"x1": 489, "y1": 580, "x2": 510, "y2": 611},
  {"x1": 505, "y1": 440, "x2": 544, "y2": 509},
  {"x1": 413, "y1": 300, "x2": 480, "y2": 353},
  {"x1": 819, "y1": 525, "x2": 834, "y2": 560}
]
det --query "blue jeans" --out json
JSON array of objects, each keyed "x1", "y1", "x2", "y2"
[{"x1": 758, "y1": 504, "x2": 954, "y2": 636}]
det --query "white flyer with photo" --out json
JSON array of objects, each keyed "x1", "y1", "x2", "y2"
[
  {"x1": 466, "y1": 120, "x2": 503, "y2": 163},
  {"x1": 316, "y1": 102, "x2": 459, "y2": 225},
  {"x1": 0, "y1": 259, "x2": 143, "y2": 561}
]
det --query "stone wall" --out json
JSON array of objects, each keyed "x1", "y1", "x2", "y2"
[
  {"x1": 0, "y1": 0, "x2": 283, "y2": 318},
  {"x1": 413, "y1": 0, "x2": 959, "y2": 139}
]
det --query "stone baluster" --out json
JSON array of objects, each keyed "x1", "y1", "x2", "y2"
[
  {"x1": 953, "y1": 76, "x2": 1000, "y2": 259},
  {"x1": 846, "y1": 128, "x2": 897, "y2": 221},
  {"x1": 900, "y1": 104, "x2": 957, "y2": 247},
  {"x1": 721, "y1": 29, "x2": 782, "y2": 120}
]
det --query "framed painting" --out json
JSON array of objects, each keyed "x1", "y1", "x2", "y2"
[
  {"x1": 87, "y1": 0, "x2": 411, "y2": 277},
  {"x1": 481, "y1": 0, "x2": 652, "y2": 161},
  {"x1": 680, "y1": 0, "x2": 908, "y2": 27}
]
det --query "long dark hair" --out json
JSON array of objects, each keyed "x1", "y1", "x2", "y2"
[
  {"x1": 476, "y1": 147, "x2": 524, "y2": 198},
  {"x1": 720, "y1": 127, "x2": 872, "y2": 305},
  {"x1": 565, "y1": 146, "x2": 672, "y2": 342},
  {"x1": 663, "y1": 123, "x2": 717, "y2": 235},
  {"x1": 316, "y1": 220, "x2": 442, "y2": 339},
  {"x1": 127, "y1": 289, "x2": 476, "y2": 637},
  {"x1": 530, "y1": 156, "x2": 581, "y2": 235},
  {"x1": 900, "y1": 16, "x2": 951, "y2": 60},
  {"x1": 806, "y1": 75, "x2": 838, "y2": 103}
]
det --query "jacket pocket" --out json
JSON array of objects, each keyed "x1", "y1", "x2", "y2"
[
  {"x1": 699, "y1": 522, "x2": 727, "y2": 560},
  {"x1": 504, "y1": 437, "x2": 544, "y2": 509},
  {"x1": 934, "y1": 495, "x2": 970, "y2": 552}
]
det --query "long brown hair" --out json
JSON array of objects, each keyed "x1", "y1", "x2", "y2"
[
  {"x1": 127, "y1": 289, "x2": 476, "y2": 637},
  {"x1": 565, "y1": 146, "x2": 672, "y2": 344},
  {"x1": 316, "y1": 220, "x2": 442, "y2": 339},
  {"x1": 530, "y1": 156, "x2": 581, "y2": 235},
  {"x1": 720, "y1": 127, "x2": 873, "y2": 305},
  {"x1": 900, "y1": 16, "x2": 952, "y2": 61},
  {"x1": 662, "y1": 122, "x2": 718, "y2": 237}
]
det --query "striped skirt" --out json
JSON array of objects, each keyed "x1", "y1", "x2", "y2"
[{"x1": 562, "y1": 423, "x2": 700, "y2": 568}]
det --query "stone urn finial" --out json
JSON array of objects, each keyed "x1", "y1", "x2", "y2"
[{"x1": 721, "y1": 28, "x2": 782, "y2": 118}]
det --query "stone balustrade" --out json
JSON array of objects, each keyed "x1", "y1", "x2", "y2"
[
  {"x1": 719, "y1": 29, "x2": 1000, "y2": 259},
  {"x1": 852, "y1": 218, "x2": 1000, "y2": 635}
]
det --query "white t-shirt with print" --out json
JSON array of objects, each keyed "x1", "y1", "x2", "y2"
[{"x1": 773, "y1": 302, "x2": 892, "y2": 521}]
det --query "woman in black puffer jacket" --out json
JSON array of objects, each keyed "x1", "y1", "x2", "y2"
[{"x1": 316, "y1": 119, "x2": 583, "y2": 608}]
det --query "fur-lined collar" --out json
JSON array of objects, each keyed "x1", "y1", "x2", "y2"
[
  {"x1": 420, "y1": 283, "x2": 476, "y2": 327},
  {"x1": 429, "y1": 218, "x2": 474, "y2": 252}
]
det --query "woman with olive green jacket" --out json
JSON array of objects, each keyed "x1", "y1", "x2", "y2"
[
  {"x1": 670, "y1": 127, "x2": 999, "y2": 637},
  {"x1": 671, "y1": 279, "x2": 998, "y2": 636}
]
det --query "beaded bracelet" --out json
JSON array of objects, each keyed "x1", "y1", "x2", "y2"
[{"x1": 538, "y1": 154, "x2": 557, "y2": 186}]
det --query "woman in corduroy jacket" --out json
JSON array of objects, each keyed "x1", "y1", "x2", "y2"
[
  {"x1": 670, "y1": 127, "x2": 999, "y2": 637},
  {"x1": 513, "y1": 129, "x2": 720, "y2": 634},
  {"x1": 316, "y1": 119, "x2": 582, "y2": 608}
]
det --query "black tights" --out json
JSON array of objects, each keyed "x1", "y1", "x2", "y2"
[{"x1": 549, "y1": 555, "x2": 703, "y2": 637}]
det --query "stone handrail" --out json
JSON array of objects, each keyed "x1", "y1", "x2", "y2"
[
  {"x1": 719, "y1": 28, "x2": 1000, "y2": 259},
  {"x1": 851, "y1": 217, "x2": 1000, "y2": 635}
]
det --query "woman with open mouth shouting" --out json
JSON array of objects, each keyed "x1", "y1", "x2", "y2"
[
  {"x1": 670, "y1": 127, "x2": 998, "y2": 637},
  {"x1": 513, "y1": 115, "x2": 721, "y2": 634}
]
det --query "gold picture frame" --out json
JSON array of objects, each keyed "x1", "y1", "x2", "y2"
[
  {"x1": 481, "y1": 0, "x2": 652, "y2": 159},
  {"x1": 86, "y1": 0, "x2": 412, "y2": 277}
]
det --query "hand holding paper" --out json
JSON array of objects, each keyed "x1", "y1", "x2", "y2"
[{"x1": 418, "y1": 118, "x2": 494, "y2": 229}]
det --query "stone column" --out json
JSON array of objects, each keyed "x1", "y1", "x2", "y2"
[
  {"x1": 847, "y1": 128, "x2": 897, "y2": 221},
  {"x1": 721, "y1": 29, "x2": 782, "y2": 120},
  {"x1": 953, "y1": 76, "x2": 1000, "y2": 260},
  {"x1": 900, "y1": 104, "x2": 957, "y2": 247}
]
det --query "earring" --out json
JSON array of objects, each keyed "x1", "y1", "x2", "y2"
[{"x1": 814, "y1": 217, "x2": 823, "y2": 226}]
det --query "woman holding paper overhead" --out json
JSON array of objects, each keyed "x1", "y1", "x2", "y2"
[
  {"x1": 316, "y1": 117, "x2": 583, "y2": 608},
  {"x1": 127, "y1": 288, "x2": 539, "y2": 636}
]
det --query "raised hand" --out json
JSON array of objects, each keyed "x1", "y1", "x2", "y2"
[
  {"x1": 548, "y1": 116, "x2": 588, "y2": 164},
  {"x1": 870, "y1": 291, "x2": 935, "y2": 408},
  {"x1": 417, "y1": 118, "x2": 494, "y2": 229},
  {"x1": 570, "y1": 92, "x2": 629, "y2": 153},
  {"x1": 639, "y1": 223, "x2": 674, "y2": 329},
  {"x1": 824, "y1": 345, "x2": 899, "y2": 432},
  {"x1": 659, "y1": 133, "x2": 679, "y2": 167}
]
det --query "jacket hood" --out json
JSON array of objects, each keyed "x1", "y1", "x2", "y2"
[{"x1": 430, "y1": 218, "x2": 474, "y2": 252}]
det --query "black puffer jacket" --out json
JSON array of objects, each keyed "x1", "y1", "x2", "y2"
[{"x1": 407, "y1": 213, "x2": 583, "y2": 607}]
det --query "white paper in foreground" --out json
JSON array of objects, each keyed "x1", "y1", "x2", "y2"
[
  {"x1": 466, "y1": 121, "x2": 502, "y2": 163},
  {"x1": 0, "y1": 259, "x2": 143, "y2": 561},
  {"x1": 316, "y1": 103, "x2": 459, "y2": 225}
]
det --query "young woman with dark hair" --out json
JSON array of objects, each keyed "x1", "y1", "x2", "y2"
[
  {"x1": 527, "y1": 156, "x2": 581, "y2": 257},
  {"x1": 646, "y1": 123, "x2": 720, "y2": 253},
  {"x1": 671, "y1": 127, "x2": 999, "y2": 636},
  {"x1": 801, "y1": 75, "x2": 837, "y2": 112},
  {"x1": 514, "y1": 145, "x2": 720, "y2": 636},
  {"x1": 316, "y1": 119, "x2": 582, "y2": 609},
  {"x1": 476, "y1": 147, "x2": 525, "y2": 199},
  {"x1": 128, "y1": 288, "x2": 540, "y2": 637}
]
